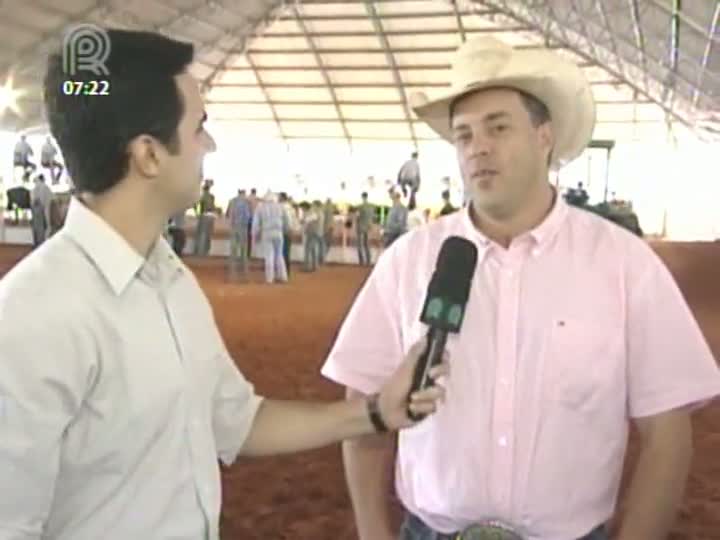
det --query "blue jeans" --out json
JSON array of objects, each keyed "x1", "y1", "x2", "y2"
[
  {"x1": 399, "y1": 512, "x2": 609, "y2": 540},
  {"x1": 357, "y1": 229, "x2": 371, "y2": 265},
  {"x1": 304, "y1": 232, "x2": 322, "y2": 271}
]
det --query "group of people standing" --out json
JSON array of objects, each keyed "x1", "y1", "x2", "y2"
[{"x1": 166, "y1": 182, "x2": 339, "y2": 284}]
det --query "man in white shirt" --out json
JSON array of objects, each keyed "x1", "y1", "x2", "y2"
[
  {"x1": 0, "y1": 28, "x2": 448, "y2": 540},
  {"x1": 252, "y1": 190, "x2": 289, "y2": 284}
]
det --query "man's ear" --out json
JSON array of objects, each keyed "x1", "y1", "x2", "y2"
[
  {"x1": 127, "y1": 135, "x2": 163, "y2": 178},
  {"x1": 538, "y1": 122, "x2": 554, "y2": 166}
]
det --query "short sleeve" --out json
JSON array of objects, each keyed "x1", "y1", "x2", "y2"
[
  {"x1": 626, "y1": 251, "x2": 720, "y2": 418},
  {"x1": 321, "y1": 246, "x2": 404, "y2": 394},
  {"x1": 212, "y1": 345, "x2": 264, "y2": 467}
]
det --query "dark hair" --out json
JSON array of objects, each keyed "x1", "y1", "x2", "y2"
[
  {"x1": 517, "y1": 91, "x2": 551, "y2": 127},
  {"x1": 361, "y1": 192, "x2": 368, "y2": 199},
  {"x1": 43, "y1": 29, "x2": 194, "y2": 195},
  {"x1": 442, "y1": 189, "x2": 450, "y2": 200},
  {"x1": 449, "y1": 87, "x2": 551, "y2": 128}
]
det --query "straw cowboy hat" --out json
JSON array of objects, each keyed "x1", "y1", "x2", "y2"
[{"x1": 409, "y1": 36, "x2": 596, "y2": 167}]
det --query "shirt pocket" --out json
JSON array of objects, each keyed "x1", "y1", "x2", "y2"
[{"x1": 545, "y1": 318, "x2": 622, "y2": 412}]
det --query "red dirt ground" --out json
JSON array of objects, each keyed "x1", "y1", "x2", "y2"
[{"x1": 0, "y1": 242, "x2": 718, "y2": 540}]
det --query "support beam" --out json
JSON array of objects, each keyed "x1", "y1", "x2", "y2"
[
  {"x1": 260, "y1": 27, "x2": 530, "y2": 38},
  {"x1": 207, "y1": 98, "x2": 651, "y2": 106},
  {"x1": 364, "y1": 1, "x2": 418, "y2": 150},
  {"x1": 451, "y1": 0, "x2": 468, "y2": 43},
  {"x1": 662, "y1": 0, "x2": 681, "y2": 105},
  {"x1": 209, "y1": 79, "x2": 621, "y2": 88},
  {"x1": 243, "y1": 44, "x2": 566, "y2": 55},
  {"x1": 560, "y1": 0, "x2": 599, "y2": 71},
  {"x1": 292, "y1": 4, "x2": 352, "y2": 149},
  {"x1": 277, "y1": 9, "x2": 497, "y2": 21},
  {"x1": 645, "y1": 0, "x2": 719, "y2": 39},
  {"x1": 223, "y1": 60, "x2": 596, "y2": 71},
  {"x1": 245, "y1": 52, "x2": 288, "y2": 146},
  {"x1": 628, "y1": 0, "x2": 650, "y2": 100},
  {"x1": 692, "y1": 1, "x2": 720, "y2": 109},
  {"x1": 200, "y1": 1, "x2": 288, "y2": 93},
  {"x1": 594, "y1": 0, "x2": 627, "y2": 79},
  {"x1": 205, "y1": 116, "x2": 667, "y2": 125}
]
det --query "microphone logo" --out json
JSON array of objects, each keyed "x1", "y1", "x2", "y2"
[
  {"x1": 62, "y1": 24, "x2": 110, "y2": 76},
  {"x1": 426, "y1": 298, "x2": 444, "y2": 320}
]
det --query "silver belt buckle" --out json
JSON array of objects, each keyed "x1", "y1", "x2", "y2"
[{"x1": 456, "y1": 519, "x2": 525, "y2": 540}]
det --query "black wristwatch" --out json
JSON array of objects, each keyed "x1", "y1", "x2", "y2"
[{"x1": 367, "y1": 393, "x2": 389, "y2": 433}]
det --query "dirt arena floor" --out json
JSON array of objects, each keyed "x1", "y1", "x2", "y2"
[{"x1": 0, "y1": 241, "x2": 718, "y2": 539}]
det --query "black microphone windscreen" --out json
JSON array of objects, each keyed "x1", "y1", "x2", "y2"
[
  {"x1": 432, "y1": 236, "x2": 478, "y2": 302},
  {"x1": 419, "y1": 236, "x2": 478, "y2": 332}
]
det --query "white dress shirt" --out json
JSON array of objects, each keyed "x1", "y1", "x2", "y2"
[{"x1": 0, "y1": 198, "x2": 264, "y2": 540}]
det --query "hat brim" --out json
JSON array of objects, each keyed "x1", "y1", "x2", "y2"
[{"x1": 411, "y1": 76, "x2": 596, "y2": 168}]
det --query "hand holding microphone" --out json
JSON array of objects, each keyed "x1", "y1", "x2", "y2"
[
  {"x1": 406, "y1": 236, "x2": 478, "y2": 421},
  {"x1": 367, "y1": 236, "x2": 477, "y2": 430}
]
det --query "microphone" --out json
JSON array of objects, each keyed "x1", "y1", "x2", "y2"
[{"x1": 407, "y1": 235, "x2": 478, "y2": 421}]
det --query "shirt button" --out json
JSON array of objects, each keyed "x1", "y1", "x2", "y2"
[
  {"x1": 501, "y1": 379, "x2": 509, "y2": 386},
  {"x1": 499, "y1": 436, "x2": 508, "y2": 447}
]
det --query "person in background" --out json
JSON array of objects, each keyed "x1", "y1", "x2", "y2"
[
  {"x1": 279, "y1": 192, "x2": 298, "y2": 278},
  {"x1": 383, "y1": 191, "x2": 408, "y2": 248},
  {"x1": 355, "y1": 192, "x2": 374, "y2": 266},
  {"x1": 226, "y1": 188, "x2": 252, "y2": 280},
  {"x1": 41, "y1": 136, "x2": 64, "y2": 185},
  {"x1": 252, "y1": 190, "x2": 288, "y2": 284},
  {"x1": 397, "y1": 151, "x2": 421, "y2": 209},
  {"x1": 193, "y1": 179, "x2": 215, "y2": 255},
  {"x1": 167, "y1": 209, "x2": 187, "y2": 256},
  {"x1": 321, "y1": 197, "x2": 335, "y2": 265},
  {"x1": 30, "y1": 174, "x2": 53, "y2": 247},
  {"x1": 565, "y1": 181, "x2": 589, "y2": 207},
  {"x1": 439, "y1": 189, "x2": 456, "y2": 216},
  {"x1": 301, "y1": 201, "x2": 322, "y2": 272},
  {"x1": 13, "y1": 135, "x2": 36, "y2": 181},
  {"x1": 247, "y1": 187, "x2": 259, "y2": 259},
  {"x1": 313, "y1": 200, "x2": 325, "y2": 265}
]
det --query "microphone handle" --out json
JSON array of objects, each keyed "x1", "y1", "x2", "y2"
[{"x1": 407, "y1": 326, "x2": 447, "y2": 421}]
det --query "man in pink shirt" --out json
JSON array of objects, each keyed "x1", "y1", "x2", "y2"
[{"x1": 321, "y1": 36, "x2": 720, "y2": 540}]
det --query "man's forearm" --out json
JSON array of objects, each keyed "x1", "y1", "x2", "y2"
[
  {"x1": 343, "y1": 432, "x2": 397, "y2": 540},
  {"x1": 239, "y1": 398, "x2": 375, "y2": 458},
  {"x1": 615, "y1": 438, "x2": 693, "y2": 540}
]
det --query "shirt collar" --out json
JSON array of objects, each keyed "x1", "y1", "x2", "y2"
[
  {"x1": 62, "y1": 198, "x2": 183, "y2": 295},
  {"x1": 459, "y1": 186, "x2": 568, "y2": 255}
]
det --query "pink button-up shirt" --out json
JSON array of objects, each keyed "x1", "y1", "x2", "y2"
[{"x1": 321, "y1": 195, "x2": 720, "y2": 540}]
